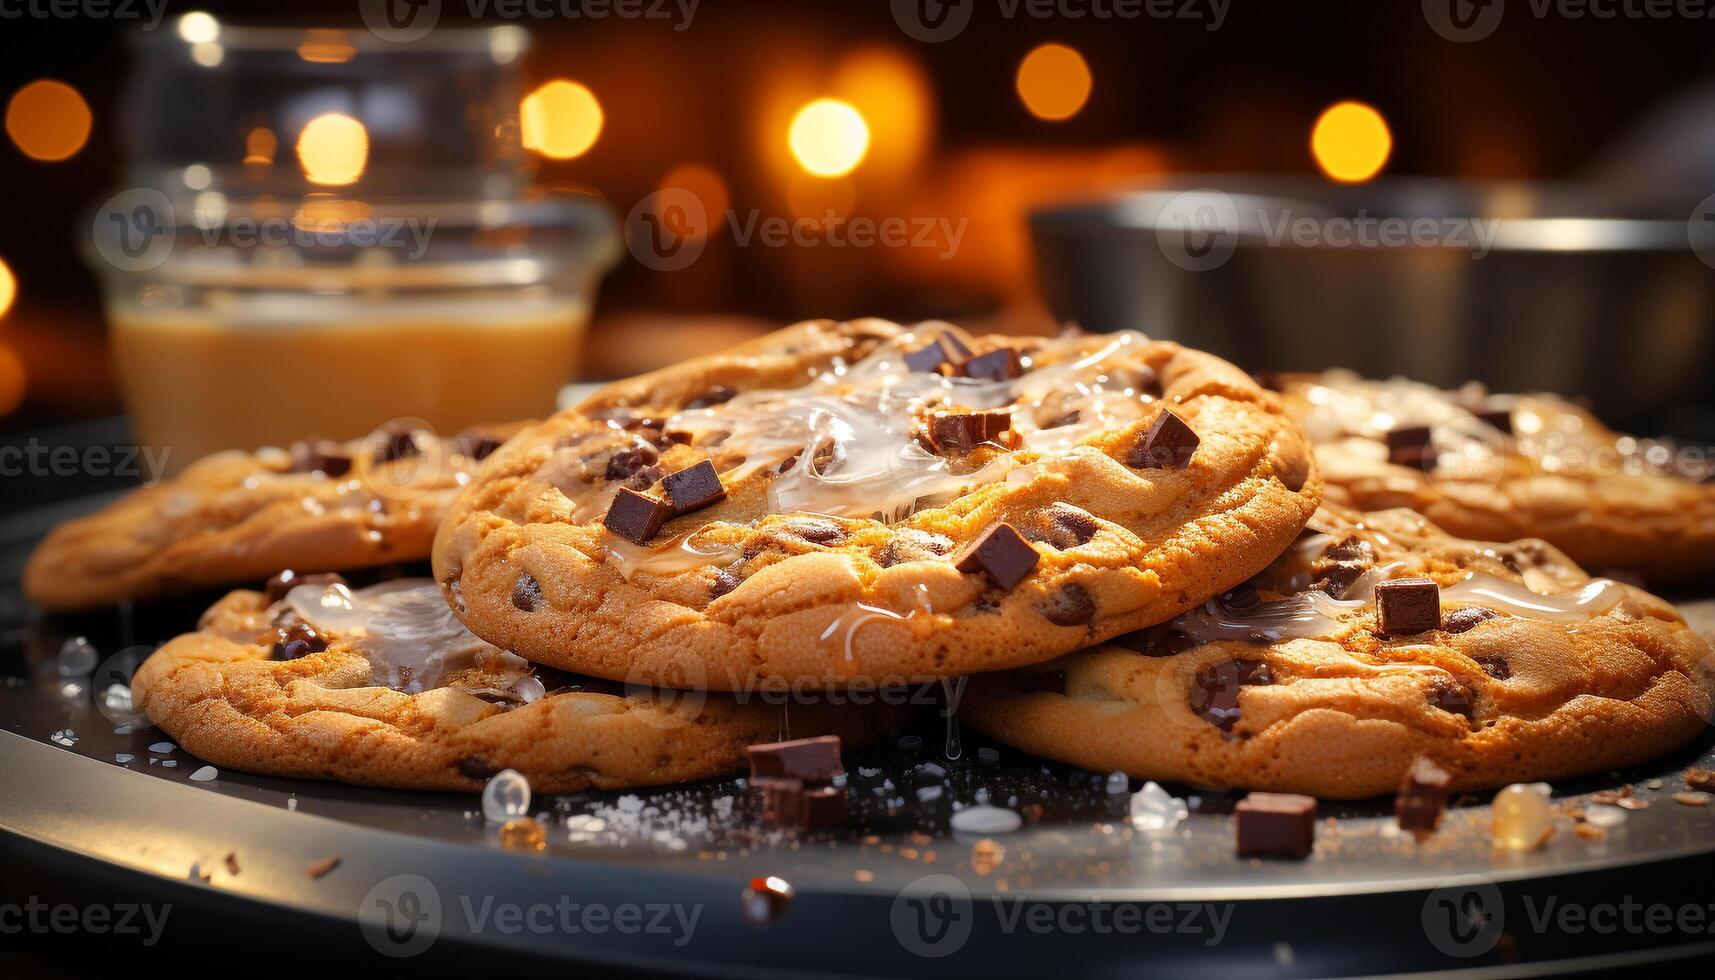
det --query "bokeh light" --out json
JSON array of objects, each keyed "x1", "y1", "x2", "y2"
[
  {"x1": 244, "y1": 127, "x2": 277, "y2": 165},
  {"x1": 177, "y1": 11, "x2": 220, "y2": 44},
  {"x1": 0, "y1": 257, "x2": 15, "y2": 318},
  {"x1": 1016, "y1": 44, "x2": 1092, "y2": 121},
  {"x1": 5, "y1": 80, "x2": 92, "y2": 162},
  {"x1": 831, "y1": 47, "x2": 933, "y2": 178},
  {"x1": 295, "y1": 113, "x2": 369, "y2": 186},
  {"x1": 1311, "y1": 100, "x2": 1392, "y2": 183},
  {"x1": 788, "y1": 98, "x2": 870, "y2": 178},
  {"x1": 521, "y1": 80, "x2": 604, "y2": 160},
  {"x1": 0, "y1": 343, "x2": 24, "y2": 416}
]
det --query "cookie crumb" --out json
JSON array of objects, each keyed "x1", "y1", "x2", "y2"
[
  {"x1": 224, "y1": 851, "x2": 240, "y2": 876},
  {"x1": 307, "y1": 855, "x2": 341, "y2": 878},
  {"x1": 1672, "y1": 791, "x2": 1710, "y2": 808}
]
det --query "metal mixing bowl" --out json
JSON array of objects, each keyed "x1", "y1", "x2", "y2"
[{"x1": 1029, "y1": 177, "x2": 1715, "y2": 425}]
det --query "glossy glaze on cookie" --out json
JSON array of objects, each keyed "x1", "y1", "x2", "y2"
[{"x1": 434, "y1": 319, "x2": 1321, "y2": 689}]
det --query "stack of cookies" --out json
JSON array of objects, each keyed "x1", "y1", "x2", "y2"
[{"x1": 28, "y1": 319, "x2": 1714, "y2": 806}]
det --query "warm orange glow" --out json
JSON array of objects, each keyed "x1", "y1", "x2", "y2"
[
  {"x1": 788, "y1": 98, "x2": 870, "y2": 178},
  {"x1": 521, "y1": 80, "x2": 604, "y2": 160},
  {"x1": 5, "y1": 80, "x2": 92, "y2": 162},
  {"x1": 0, "y1": 343, "x2": 24, "y2": 416},
  {"x1": 658, "y1": 163, "x2": 730, "y2": 240},
  {"x1": 244, "y1": 127, "x2": 277, "y2": 165},
  {"x1": 1311, "y1": 101, "x2": 1392, "y2": 183},
  {"x1": 295, "y1": 113, "x2": 369, "y2": 186},
  {"x1": 298, "y1": 29, "x2": 356, "y2": 64},
  {"x1": 831, "y1": 48, "x2": 933, "y2": 178},
  {"x1": 0, "y1": 257, "x2": 14, "y2": 319},
  {"x1": 786, "y1": 173, "x2": 856, "y2": 219},
  {"x1": 1016, "y1": 44, "x2": 1092, "y2": 121}
]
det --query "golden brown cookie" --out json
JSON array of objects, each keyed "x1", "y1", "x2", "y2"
[
  {"x1": 434, "y1": 319, "x2": 1320, "y2": 690},
  {"x1": 1275, "y1": 370, "x2": 1715, "y2": 584},
  {"x1": 964, "y1": 505, "x2": 1715, "y2": 799},
  {"x1": 25, "y1": 421, "x2": 523, "y2": 611},
  {"x1": 131, "y1": 579, "x2": 901, "y2": 792}
]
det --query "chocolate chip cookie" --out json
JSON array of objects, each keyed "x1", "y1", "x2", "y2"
[
  {"x1": 25, "y1": 421, "x2": 521, "y2": 611},
  {"x1": 434, "y1": 319, "x2": 1320, "y2": 690},
  {"x1": 130, "y1": 579, "x2": 900, "y2": 792},
  {"x1": 1274, "y1": 370, "x2": 1715, "y2": 584},
  {"x1": 963, "y1": 505, "x2": 1715, "y2": 798}
]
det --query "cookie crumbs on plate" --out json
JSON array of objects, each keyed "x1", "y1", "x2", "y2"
[
  {"x1": 1672, "y1": 791, "x2": 1711, "y2": 807},
  {"x1": 224, "y1": 852, "x2": 240, "y2": 875},
  {"x1": 1685, "y1": 768, "x2": 1715, "y2": 793},
  {"x1": 307, "y1": 855, "x2": 341, "y2": 878}
]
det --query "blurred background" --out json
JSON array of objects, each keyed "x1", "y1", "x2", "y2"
[{"x1": 3, "y1": 0, "x2": 1715, "y2": 459}]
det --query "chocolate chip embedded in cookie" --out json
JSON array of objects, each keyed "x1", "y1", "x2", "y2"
[
  {"x1": 131, "y1": 581, "x2": 900, "y2": 792},
  {"x1": 24, "y1": 421, "x2": 530, "y2": 612},
  {"x1": 433, "y1": 319, "x2": 1320, "y2": 689},
  {"x1": 963, "y1": 504, "x2": 1715, "y2": 798}
]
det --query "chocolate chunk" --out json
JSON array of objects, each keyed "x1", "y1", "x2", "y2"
[
  {"x1": 512, "y1": 574, "x2": 544, "y2": 612},
  {"x1": 875, "y1": 530, "x2": 954, "y2": 567},
  {"x1": 1323, "y1": 535, "x2": 1367, "y2": 561},
  {"x1": 1442, "y1": 606, "x2": 1498, "y2": 635},
  {"x1": 1037, "y1": 582, "x2": 1096, "y2": 626},
  {"x1": 264, "y1": 570, "x2": 347, "y2": 604},
  {"x1": 1391, "y1": 446, "x2": 1439, "y2": 472},
  {"x1": 1191, "y1": 658, "x2": 1273, "y2": 732},
  {"x1": 1113, "y1": 624, "x2": 1194, "y2": 657},
  {"x1": 625, "y1": 463, "x2": 665, "y2": 491},
  {"x1": 710, "y1": 568, "x2": 742, "y2": 599},
  {"x1": 1472, "y1": 652, "x2": 1511, "y2": 680},
  {"x1": 1376, "y1": 578, "x2": 1442, "y2": 635},
  {"x1": 1115, "y1": 365, "x2": 1163, "y2": 398},
  {"x1": 1395, "y1": 756, "x2": 1452, "y2": 835},
  {"x1": 958, "y1": 347, "x2": 1024, "y2": 382},
  {"x1": 661, "y1": 460, "x2": 727, "y2": 515},
  {"x1": 1126, "y1": 410, "x2": 1200, "y2": 470},
  {"x1": 1426, "y1": 678, "x2": 1474, "y2": 719},
  {"x1": 1474, "y1": 408, "x2": 1513, "y2": 435},
  {"x1": 923, "y1": 410, "x2": 1013, "y2": 455},
  {"x1": 757, "y1": 778, "x2": 806, "y2": 827},
  {"x1": 374, "y1": 426, "x2": 423, "y2": 464},
  {"x1": 1219, "y1": 582, "x2": 1262, "y2": 611},
  {"x1": 952, "y1": 523, "x2": 1039, "y2": 589},
  {"x1": 1026, "y1": 503, "x2": 1100, "y2": 549},
  {"x1": 1316, "y1": 561, "x2": 1367, "y2": 599},
  {"x1": 456, "y1": 756, "x2": 498, "y2": 780},
  {"x1": 603, "y1": 488, "x2": 669, "y2": 544},
  {"x1": 272, "y1": 621, "x2": 327, "y2": 660},
  {"x1": 1385, "y1": 425, "x2": 1433, "y2": 454},
  {"x1": 799, "y1": 785, "x2": 849, "y2": 828},
  {"x1": 1235, "y1": 792, "x2": 1317, "y2": 858},
  {"x1": 684, "y1": 385, "x2": 737, "y2": 409},
  {"x1": 287, "y1": 439, "x2": 352, "y2": 477},
  {"x1": 748, "y1": 735, "x2": 844, "y2": 782},
  {"x1": 777, "y1": 451, "x2": 802, "y2": 474},
  {"x1": 605, "y1": 445, "x2": 659, "y2": 482},
  {"x1": 904, "y1": 340, "x2": 957, "y2": 374},
  {"x1": 454, "y1": 427, "x2": 505, "y2": 461},
  {"x1": 784, "y1": 517, "x2": 847, "y2": 545}
]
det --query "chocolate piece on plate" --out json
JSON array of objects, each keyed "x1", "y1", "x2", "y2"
[
  {"x1": 286, "y1": 439, "x2": 353, "y2": 477},
  {"x1": 1126, "y1": 410, "x2": 1200, "y2": 470},
  {"x1": 1395, "y1": 756, "x2": 1452, "y2": 835},
  {"x1": 903, "y1": 333, "x2": 971, "y2": 374},
  {"x1": 924, "y1": 409, "x2": 1012, "y2": 455},
  {"x1": 799, "y1": 785, "x2": 849, "y2": 828},
  {"x1": 662, "y1": 460, "x2": 727, "y2": 515},
  {"x1": 1474, "y1": 408, "x2": 1513, "y2": 435},
  {"x1": 1376, "y1": 578, "x2": 1441, "y2": 635},
  {"x1": 958, "y1": 347, "x2": 1024, "y2": 382},
  {"x1": 603, "y1": 488, "x2": 670, "y2": 544},
  {"x1": 1235, "y1": 792, "x2": 1317, "y2": 858},
  {"x1": 747, "y1": 736, "x2": 844, "y2": 782},
  {"x1": 758, "y1": 778, "x2": 805, "y2": 827},
  {"x1": 952, "y1": 523, "x2": 1040, "y2": 589}
]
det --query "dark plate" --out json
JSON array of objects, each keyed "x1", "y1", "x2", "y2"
[{"x1": 3, "y1": 490, "x2": 1714, "y2": 976}]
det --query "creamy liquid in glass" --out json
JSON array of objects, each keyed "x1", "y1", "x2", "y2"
[{"x1": 111, "y1": 292, "x2": 589, "y2": 469}]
